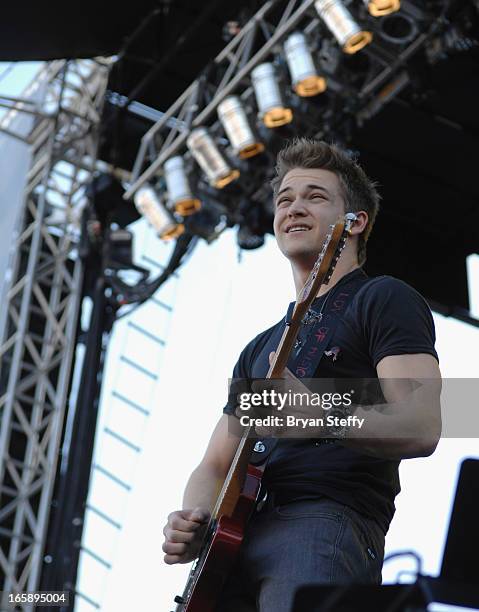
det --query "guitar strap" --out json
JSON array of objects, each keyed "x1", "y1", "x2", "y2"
[{"x1": 249, "y1": 269, "x2": 369, "y2": 467}]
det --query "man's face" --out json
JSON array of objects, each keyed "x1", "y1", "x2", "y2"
[{"x1": 273, "y1": 167, "x2": 346, "y2": 263}]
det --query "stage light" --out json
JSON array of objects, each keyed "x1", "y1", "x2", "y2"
[
  {"x1": 315, "y1": 0, "x2": 373, "y2": 54},
  {"x1": 163, "y1": 156, "x2": 201, "y2": 216},
  {"x1": 134, "y1": 185, "x2": 184, "y2": 240},
  {"x1": 183, "y1": 203, "x2": 227, "y2": 244},
  {"x1": 251, "y1": 63, "x2": 293, "y2": 128},
  {"x1": 186, "y1": 127, "x2": 240, "y2": 188},
  {"x1": 284, "y1": 32, "x2": 327, "y2": 97},
  {"x1": 364, "y1": 0, "x2": 400, "y2": 17},
  {"x1": 217, "y1": 96, "x2": 265, "y2": 159},
  {"x1": 237, "y1": 225, "x2": 265, "y2": 250}
]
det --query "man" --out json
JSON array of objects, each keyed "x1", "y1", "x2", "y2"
[{"x1": 162, "y1": 138, "x2": 441, "y2": 611}]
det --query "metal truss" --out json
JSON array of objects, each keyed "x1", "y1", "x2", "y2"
[
  {"x1": 0, "y1": 58, "x2": 111, "y2": 608},
  {"x1": 124, "y1": 0, "x2": 461, "y2": 201}
]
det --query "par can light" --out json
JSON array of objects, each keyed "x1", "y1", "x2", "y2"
[
  {"x1": 364, "y1": 0, "x2": 400, "y2": 17},
  {"x1": 315, "y1": 0, "x2": 373, "y2": 54},
  {"x1": 187, "y1": 127, "x2": 240, "y2": 188},
  {"x1": 284, "y1": 32, "x2": 327, "y2": 97},
  {"x1": 134, "y1": 185, "x2": 184, "y2": 240},
  {"x1": 251, "y1": 62, "x2": 293, "y2": 128},
  {"x1": 163, "y1": 156, "x2": 201, "y2": 216},
  {"x1": 217, "y1": 96, "x2": 265, "y2": 159}
]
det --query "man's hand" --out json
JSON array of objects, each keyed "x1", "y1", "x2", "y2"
[
  {"x1": 251, "y1": 352, "x2": 325, "y2": 438},
  {"x1": 162, "y1": 507, "x2": 210, "y2": 564}
]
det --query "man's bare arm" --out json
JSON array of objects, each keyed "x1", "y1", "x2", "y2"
[
  {"x1": 340, "y1": 353, "x2": 442, "y2": 459},
  {"x1": 254, "y1": 352, "x2": 442, "y2": 461},
  {"x1": 163, "y1": 414, "x2": 240, "y2": 564},
  {"x1": 182, "y1": 414, "x2": 241, "y2": 511}
]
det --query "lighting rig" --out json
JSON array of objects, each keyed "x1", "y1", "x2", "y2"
[
  {"x1": 123, "y1": 0, "x2": 471, "y2": 234},
  {"x1": 112, "y1": 0, "x2": 476, "y2": 307}
]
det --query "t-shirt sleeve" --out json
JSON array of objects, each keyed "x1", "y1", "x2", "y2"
[
  {"x1": 356, "y1": 276, "x2": 438, "y2": 368},
  {"x1": 223, "y1": 348, "x2": 250, "y2": 416},
  {"x1": 223, "y1": 332, "x2": 263, "y2": 415},
  {"x1": 222, "y1": 325, "x2": 278, "y2": 415}
]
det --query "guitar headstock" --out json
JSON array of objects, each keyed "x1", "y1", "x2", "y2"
[{"x1": 297, "y1": 213, "x2": 357, "y2": 306}]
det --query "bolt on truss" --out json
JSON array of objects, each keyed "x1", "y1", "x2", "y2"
[
  {"x1": 0, "y1": 58, "x2": 111, "y2": 609},
  {"x1": 123, "y1": 0, "x2": 453, "y2": 202}
]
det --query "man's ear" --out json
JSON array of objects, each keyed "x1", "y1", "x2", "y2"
[{"x1": 349, "y1": 211, "x2": 368, "y2": 236}]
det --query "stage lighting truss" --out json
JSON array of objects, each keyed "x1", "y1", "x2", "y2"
[{"x1": 124, "y1": 0, "x2": 473, "y2": 247}]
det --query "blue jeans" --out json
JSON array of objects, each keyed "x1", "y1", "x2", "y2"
[{"x1": 215, "y1": 496, "x2": 385, "y2": 612}]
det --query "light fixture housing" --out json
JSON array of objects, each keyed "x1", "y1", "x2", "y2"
[
  {"x1": 315, "y1": 0, "x2": 373, "y2": 54},
  {"x1": 163, "y1": 156, "x2": 201, "y2": 216},
  {"x1": 186, "y1": 127, "x2": 240, "y2": 188},
  {"x1": 364, "y1": 0, "x2": 400, "y2": 17},
  {"x1": 217, "y1": 96, "x2": 265, "y2": 159},
  {"x1": 251, "y1": 63, "x2": 293, "y2": 128},
  {"x1": 134, "y1": 185, "x2": 184, "y2": 240},
  {"x1": 284, "y1": 32, "x2": 327, "y2": 97}
]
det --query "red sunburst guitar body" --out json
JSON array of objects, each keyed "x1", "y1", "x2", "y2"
[{"x1": 173, "y1": 466, "x2": 262, "y2": 611}]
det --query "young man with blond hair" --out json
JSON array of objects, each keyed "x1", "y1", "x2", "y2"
[{"x1": 163, "y1": 138, "x2": 441, "y2": 611}]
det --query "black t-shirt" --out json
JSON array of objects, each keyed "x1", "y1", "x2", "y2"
[{"x1": 223, "y1": 270, "x2": 438, "y2": 533}]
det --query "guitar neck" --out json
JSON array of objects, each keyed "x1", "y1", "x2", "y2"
[{"x1": 212, "y1": 319, "x2": 301, "y2": 519}]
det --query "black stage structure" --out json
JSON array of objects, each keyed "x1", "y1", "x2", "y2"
[{"x1": 0, "y1": 1, "x2": 478, "y2": 609}]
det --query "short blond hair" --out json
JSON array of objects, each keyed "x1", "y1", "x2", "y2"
[{"x1": 271, "y1": 138, "x2": 381, "y2": 265}]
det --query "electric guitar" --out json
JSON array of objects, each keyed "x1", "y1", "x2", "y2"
[{"x1": 172, "y1": 213, "x2": 357, "y2": 611}]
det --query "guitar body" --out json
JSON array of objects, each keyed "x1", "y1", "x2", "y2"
[{"x1": 174, "y1": 465, "x2": 263, "y2": 612}]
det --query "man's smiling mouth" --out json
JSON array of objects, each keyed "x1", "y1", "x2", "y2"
[{"x1": 286, "y1": 224, "x2": 312, "y2": 233}]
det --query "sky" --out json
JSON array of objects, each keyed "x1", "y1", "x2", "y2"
[
  {"x1": 0, "y1": 62, "x2": 41, "y2": 117},
  {"x1": 1, "y1": 60, "x2": 478, "y2": 611}
]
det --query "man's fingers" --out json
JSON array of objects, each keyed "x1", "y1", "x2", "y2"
[
  {"x1": 168, "y1": 511, "x2": 208, "y2": 532},
  {"x1": 251, "y1": 379, "x2": 286, "y2": 395},
  {"x1": 162, "y1": 540, "x2": 188, "y2": 556},
  {"x1": 164, "y1": 528, "x2": 196, "y2": 544},
  {"x1": 162, "y1": 508, "x2": 210, "y2": 567},
  {"x1": 255, "y1": 425, "x2": 286, "y2": 437},
  {"x1": 255, "y1": 425, "x2": 270, "y2": 437},
  {"x1": 188, "y1": 507, "x2": 210, "y2": 523},
  {"x1": 168, "y1": 516, "x2": 200, "y2": 532},
  {"x1": 164, "y1": 553, "x2": 191, "y2": 565}
]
